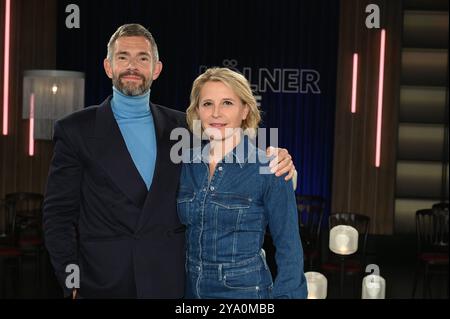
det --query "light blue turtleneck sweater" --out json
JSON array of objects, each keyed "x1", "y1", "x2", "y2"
[{"x1": 111, "y1": 87, "x2": 157, "y2": 190}]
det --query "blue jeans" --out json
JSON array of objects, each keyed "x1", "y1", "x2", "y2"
[{"x1": 185, "y1": 250, "x2": 274, "y2": 299}]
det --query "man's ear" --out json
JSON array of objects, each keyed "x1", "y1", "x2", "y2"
[
  {"x1": 104, "y1": 58, "x2": 113, "y2": 79},
  {"x1": 152, "y1": 61, "x2": 163, "y2": 80}
]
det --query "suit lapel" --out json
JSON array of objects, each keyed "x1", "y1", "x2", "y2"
[
  {"x1": 91, "y1": 96, "x2": 148, "y2": 208},
  {"x1": 135, "y1": 103, "x2": 181, "y2": 233}
]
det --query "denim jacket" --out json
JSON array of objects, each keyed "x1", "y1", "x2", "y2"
[{"x1": 177, "y1": 136, "x2": 307, "y2": 298}]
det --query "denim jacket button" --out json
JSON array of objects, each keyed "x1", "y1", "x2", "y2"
[
  {"x1": 210, "y1": 186, "x2": 215, "y2": 191},
  {"x1": 218, "y1": 167, "x2": 223, "y2": 171}
]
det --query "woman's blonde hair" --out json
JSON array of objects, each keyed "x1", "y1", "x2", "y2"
[{"x1": 186, "y1": 67, "x2": 261, "y2": 136}]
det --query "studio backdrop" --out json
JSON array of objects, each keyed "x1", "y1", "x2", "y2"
[{"x1": 56, "y1": 0, "x2": 340, "y2": 219}]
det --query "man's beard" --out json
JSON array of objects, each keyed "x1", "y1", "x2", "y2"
[{"x1": 112, "y1": 71, "x2": 152, "y2": 96}]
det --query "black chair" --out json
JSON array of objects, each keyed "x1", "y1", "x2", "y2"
[
  {"x1": 320, "y1": 212, "x2": 370, "y2": 298},
  {"x1": 295, "y1": 195, "x2": 325, "y2": 271},
  {"x1": 5, "y1": 193, "x2": 45, "y2": 291},
  {"x1": 0, "y1": 199, "x2": 23, "y2": 298},
  {"x1": 411, "y1": 204, "x2": 449, "y2": 298}
]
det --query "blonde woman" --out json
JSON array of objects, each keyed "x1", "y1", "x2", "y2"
[{"x1": 177, "y1": 67, "x2": 307, "y2": 299}]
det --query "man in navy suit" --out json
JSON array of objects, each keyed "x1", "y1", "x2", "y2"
[{"x1": 43, "y1": 24, "x2": 296, "y2": 299}]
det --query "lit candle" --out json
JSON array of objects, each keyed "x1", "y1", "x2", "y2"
[{"x1": 335, "y1": 233, "x2": 350, "y2": 254}]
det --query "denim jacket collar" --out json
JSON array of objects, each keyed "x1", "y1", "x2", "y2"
[{"x1": 188, "y1": 135, "x2": 257, "y2": 168}]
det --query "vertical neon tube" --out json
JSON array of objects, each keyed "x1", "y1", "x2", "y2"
[
  {"x1": 2, "y1": 0, "x2": 11, "y2": 135},
  {"x1": 351, "y1": 53, "x2": 359, "y2": 113},
  {"x1": 375, "y1": 29, "x2": 386, "y2": 168},
  {"x1": 29, "y1": 93, "x2": 34, "y2": 156}
]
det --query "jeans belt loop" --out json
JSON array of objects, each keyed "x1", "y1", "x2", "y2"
[{"x1": 218, "y1": 264, "x2": 223, "y2": 281}]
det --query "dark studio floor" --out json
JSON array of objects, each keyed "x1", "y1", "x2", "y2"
[{"x1": 0, "y1": 234, "x2": 448, "y2": 299}]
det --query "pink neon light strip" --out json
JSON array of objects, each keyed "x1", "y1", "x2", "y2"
[
  {"x1": 2, "y1": 0, "x2": 11, "y2": 135},
  {"x1": 375, "y1": 29, "x2": 386, "y2": 168},
  {"x1": 29, "y1": 94, "x2": 35, "y2": 156},
  {"x1": 351, "y1": 53, "x2": 359, "y2": 113}
]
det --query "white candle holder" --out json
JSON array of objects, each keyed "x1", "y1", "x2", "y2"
[
  {"x1": 305, "y1": 271, "x2": 327, "y2": 299},
  {"x1": 362, "y1": 274, "x2": 386, "y2": 299},
  {"x1": 329, "y1": 225, "x2": 358, "y2": 255}
]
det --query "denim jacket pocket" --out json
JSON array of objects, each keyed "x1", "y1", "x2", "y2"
[
  {"x1": 176, "y1": 188, "x2": 196, "y2": 225},
  {"x1": 210, "y1": 192, "x2": 251, "y2": 231},
  {"x1": 210, "y1": 192, "x2": 265, "y2": 232},
  {"x1": 223, "y1": 265, "x2": 273, "y2": 291},
  {"x1": 210, "y1": 192, "x2": 251, "y2": 209}
]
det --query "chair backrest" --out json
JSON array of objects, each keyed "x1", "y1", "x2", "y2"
[
  {"x1": 5, "y1": 192, "x2": 43, "y2": 216},
  {"x1": 432, "y1": 202, "x2": 449, "y2": 213},
  {"x1": 0, "y1": 199, "x2": 18, "y2": 245},
  {"x1": 416, "y1": 207, "x2": 449, "y2": 253},
  {"x1": 5, "y1": 192, "x2": 44, "y2": 238},
  {"x1": 329, "y1": 212, "x2": 370, "y2": 257},
  {"x1": 296, "y1": 195, "x2": 325, "y2": 248}
]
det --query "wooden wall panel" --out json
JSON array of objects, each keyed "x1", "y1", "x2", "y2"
[
  {"x1": 0, "y1": 0, "x2": 56, "y2": 201},
  {"x1": 332, "y1": 0, "x2": 402, "y2": 234},
  {"x1": 0, "y1": 0, "x2": 403, "y2": 235}
]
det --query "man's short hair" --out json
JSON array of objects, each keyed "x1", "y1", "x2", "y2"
[{"x1": 107, "y1": 23, "x2": 159, "y2": 63}]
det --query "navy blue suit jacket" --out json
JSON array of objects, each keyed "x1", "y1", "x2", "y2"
[{"x1": 43, "y1": 96, "x2": 187, "y2": 298}]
